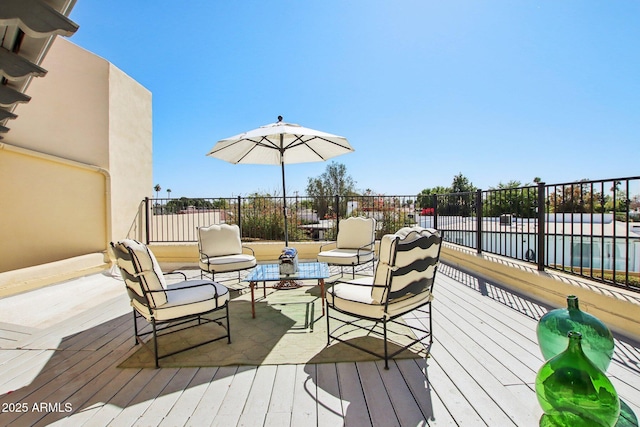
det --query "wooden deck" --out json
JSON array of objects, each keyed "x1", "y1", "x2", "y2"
[{"x1": 0, "y1": 263, "x2": 639, "y2": 426}]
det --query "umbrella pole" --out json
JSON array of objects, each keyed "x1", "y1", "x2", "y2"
[
  {"x1": 280, "y1": 141, "x2": 289, "y2": 247},
  {"x1": 277, "y1": 143, "x2": 301, "y2": 289}
]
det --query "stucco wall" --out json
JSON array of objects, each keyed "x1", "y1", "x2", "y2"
[
  {"x1": 107, "y1": 64, "x2": 152, "y2": 242},
  {"x1": 5, "y1": 38, "x2": 110, "y2": 167},
  {"x1": 0, "y1": 38, "x2": 152, "y2": 276},
  {"x1": 0, "y1": 149, "x2": 107, "y2": 271}
]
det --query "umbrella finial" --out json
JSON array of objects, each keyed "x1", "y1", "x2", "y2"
[{"x1": 277, "y1": 115, "x2": 283, "y2": 122}]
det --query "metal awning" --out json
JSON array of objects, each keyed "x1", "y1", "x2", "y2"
[{"x1": 0, "y1": 0, "x2": 78, "y2": 136}]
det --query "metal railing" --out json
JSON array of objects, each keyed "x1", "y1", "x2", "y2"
[{"x1": 144, "y1": 176, "x2": 640, "y2": 291}]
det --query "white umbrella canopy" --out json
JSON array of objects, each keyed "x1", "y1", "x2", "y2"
[
  {"x1": 207, "y1": 117, "x2": 354, "y2": 165},
  {"x1": 207, "y1": 116, "x2": 354, "y2": 245}
]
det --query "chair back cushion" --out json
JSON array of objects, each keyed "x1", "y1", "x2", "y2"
[
  {"x1": 198, "y1": 224, "x2": 242, "y2": 257},
  {"x1": 336, "y1": 217, "x2": 376, "y2": 250},
  {"x1": 371, "y1": 227, "x2": 442, "y2": 304},
  {"x1": 112, "y1": 239, "x2": 168, "y2": 308}
]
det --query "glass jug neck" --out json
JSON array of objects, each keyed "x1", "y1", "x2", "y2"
[
  {"x1": 567, "y1": 331, "x2": 583, "y2": 353},
  {"x1": 567, "y1": 295, "x2": 580, "y2": 311}
]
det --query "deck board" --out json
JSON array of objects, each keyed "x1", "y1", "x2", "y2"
[
  {"x1": 395, "y1": 358, "x2": 458, "y2": 426},
  {"x1": 81, "y1": 368, "x2": 158, "y2": 426},
  {"x1": 316, "y1": 363, "x2": 344, "y2": 427},
  {"x1": 375, "y1": 359, "x2": 427, "y2": 427},
  {"x1": 108, "y1": 367, "x2": 180, "y2": 426},
  {"x1": 184, "y1": 366, "x2": 237, "y2": 427},
  {"x1": 356, "y1": 361, "x2": 400, "y2": 427},
  {"x1": 290, "y1": 364, "x2": 317, "y2": 426},
  {"x1": 158, "y1": 367, "x2": 218, "y2": 427},
  {"x1": 0, "y1": 264, "x2": 638, "y2": 426},
  {"x1": 237, "y1": 364, "x2": 276, "y2": 426}
]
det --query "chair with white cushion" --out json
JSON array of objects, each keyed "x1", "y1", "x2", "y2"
[
  {"x1": 111, "y1": 239, "x2": 231, "y2": 368},
  {"x1": 197, "y1": 224, "x2": 256, "y2": 283},
  {"x1": 325, "y1": 226, "x2": 442, "y2": 369},
  {"x1": 317, "y1": 216, "x2": 376, "y2": 278}
]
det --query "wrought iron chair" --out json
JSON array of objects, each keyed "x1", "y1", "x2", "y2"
[
  {"x1": 111, "y1": 239, "x2": 231, "y2": 368},
  {"x1": 325, "y1": 226, "x2": 442, "y2": 369},
  {"x1": 197, "y1": 224, "x2": 256, "y2": 283},
  {"x1": 317, "y1": 216, "x2": 376, "y2": 278}
]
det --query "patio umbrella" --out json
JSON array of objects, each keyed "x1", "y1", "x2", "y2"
[{"x1": 207, "y1": 116, "x2": 354, "y2": 246}]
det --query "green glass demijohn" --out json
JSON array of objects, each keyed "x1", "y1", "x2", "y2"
[
  {"x1": 536, "y1": 295, "x2": 614, "y2": 373},
  {"x1": 535, "y1": 331, "x2": 620, "y2": 427}
]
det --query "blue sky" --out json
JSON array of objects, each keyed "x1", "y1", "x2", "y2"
[{"x1": 68, "y1": 1, "x2": 639, "y2": 198}]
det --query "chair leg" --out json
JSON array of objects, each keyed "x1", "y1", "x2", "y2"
[
  {"x1": 132, "y1": 310, "x2": 139, "y2": 346},
  {"x1": 429, "y1": 302, "x2": 433, "y2": 345},
  {"x1": 383, "y1": 317, "x2": 389, "y2": 370},
  {"x1": 152, "y1": 319, "x2": 159, "y2": 369},
  {"x1": 326, "y1": 304, "x2": 331, "y2": 345},
  {"x1": 226, "y1": 303, "x2": 232, "y2": 344}
]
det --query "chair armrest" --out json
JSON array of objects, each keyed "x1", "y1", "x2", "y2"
[
  {"x1": 163, "y1": 271, "x2": 187, "y2": 280},
  {"x1": 242, "y1": 245, "x2": 255, "y2": 256},
  {"x1": 319, "y1": 241, "x2": 337, "y2": 252},
  {"x1": 163, "y1": 281, "x2": 220, "y2": 295},
  {"x1": 198, "y1": 249, "x2": 211, "y2": 261},
  {"x1": 356, "y1": 240, "x2": 375, "y2": 253}
]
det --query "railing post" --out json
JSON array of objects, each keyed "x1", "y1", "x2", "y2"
[
  {"x1": 334, "y1": 194, "x2": 340, "y2": 235},
  {"x1": 237, "y1": 196, "x2": 242, "y2": 237},
  {"x1": 537, "y1": 182, "x2": 546, "y2": 271},
  {"x1": 476, "y1": 189, "x2": 483, "y2": 254},
  {"x1": 144, "y1": 197, "x2": 150, "y2": 244},
  {"x1": 432, "y1": 194, "x2": 438, "y2": 229}
]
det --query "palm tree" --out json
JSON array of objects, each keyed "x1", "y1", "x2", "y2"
[
  {"x1": 167, "y1": 188, "x2": 172, "y2": 199},
  {"x1": 154, "y1": 184, "x2": 162, "y2": 213}
]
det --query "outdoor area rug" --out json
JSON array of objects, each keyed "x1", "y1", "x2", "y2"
[{"x1": 118, "y1": 282, "x2": 426, "y2": 368}]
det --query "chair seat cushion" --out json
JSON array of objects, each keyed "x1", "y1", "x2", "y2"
[
  {"x1": 133, "y1": 280, "x2": 229, "y2": 322},
  {"x1": 386, "y1": 292, "x2": 434, "y2": 318},
  {"x1": 199, "y1": 254, "x2": 256, "y2": 273},
  {"x1": 327, "y1": 277, "x2": 434, "y2": 319},
  {"x1": 317, "y1": 249, "x2": 374, "y2": 266},
  {"x1": 326, "y1": 277, "x2": 385, "y2": 319}
]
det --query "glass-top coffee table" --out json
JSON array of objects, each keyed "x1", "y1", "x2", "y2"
[{"x1": 243, "y1": 262, "x2": 330, "y2": 318}]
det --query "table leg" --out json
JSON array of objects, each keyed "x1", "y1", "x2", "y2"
[
  {"x1": 250, "y1": 281, "x2": 256, "y2": 318},
  {"x1": 320, "y1": 278, "x2": 325, "y2": 316}
]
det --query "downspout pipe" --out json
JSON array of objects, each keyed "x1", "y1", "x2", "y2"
[{"x1": 0, "y1": 142, "x2": 112, "y2": 252}]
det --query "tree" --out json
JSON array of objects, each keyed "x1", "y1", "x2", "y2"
[
  {"x1": 548, "y1": 180, "x2": 603, "y2": 213},
  {"x1": 306, "y1": 162, "x2": 356, "y2": 218},
  {"x1": 416, "y1": 186, "x2": 450, "y2": 209},
  {"x1": 484, "y1": 180, "x2": 538, "y2": 218},
  {"x1": 154, "y1": 184, "x2": 161, "y2": 199},
  {"x1": 451, "y1": 173, "x2": 477, "y2": 193},
  {"x1": 307, "y1": 162, "x2": 356, "y2": 197},
  {"x1": 447, "y1": 173, "x2": 477, "y2": 216}
]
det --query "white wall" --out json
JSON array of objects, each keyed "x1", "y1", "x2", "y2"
[{"x1": 0, "y1": 38, "x2": 152, "y2": 274}]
